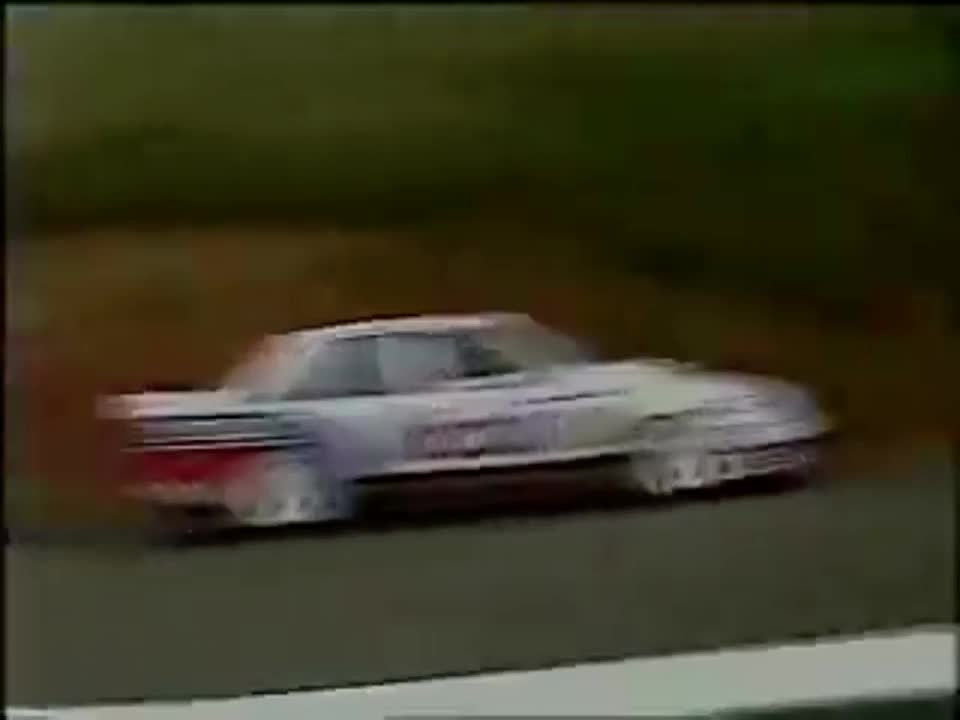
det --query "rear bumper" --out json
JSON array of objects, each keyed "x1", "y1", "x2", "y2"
[
  {"x1": 118, "y1": 445, "x2": 276, "y2": 507},
  {"x1": 124, "y1": 480, "x2": 226, "y2": 506}
]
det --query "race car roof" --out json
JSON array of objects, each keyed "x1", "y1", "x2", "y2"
[{"x1": 286, "y1": 313, "x2": 533, "y2": 342}]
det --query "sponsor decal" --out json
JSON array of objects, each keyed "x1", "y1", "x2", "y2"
[{"x1": 407, "y1": 413, "x2": 563, "y2": 459}]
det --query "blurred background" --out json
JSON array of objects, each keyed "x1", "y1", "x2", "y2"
[{"x1": 4, "y1": 5, "x2": 958, "y2": 522}]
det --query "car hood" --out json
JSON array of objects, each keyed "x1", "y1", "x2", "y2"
[{"x1": 549, "y1": 360, "x2": 813, "y2": 416}]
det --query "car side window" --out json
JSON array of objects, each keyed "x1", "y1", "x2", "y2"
[
  {"x1": 457, "y1": 334, "x2": 521, "y2": 377},
  {"x1": 378, "y1": 333, "x2": 464, "y2": 392},
  {"x1": 284, "y1": 337, "x2": 383, "y2": 400}
]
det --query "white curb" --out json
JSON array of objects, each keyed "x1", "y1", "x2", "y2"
[{"x1": 9, "y1": 626, "x2": 956, "y2": 719}]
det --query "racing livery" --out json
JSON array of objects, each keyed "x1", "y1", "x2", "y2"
[{"x1": 98, "y1": 313, "x2": 831, "y2": 530}]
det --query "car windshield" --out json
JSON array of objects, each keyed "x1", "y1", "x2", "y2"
[{"x1": 473, "y1": 323, "x2": 595, "y2": 371}]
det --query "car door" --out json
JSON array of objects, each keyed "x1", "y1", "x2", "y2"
[
  {"x1": 448, "y1": 329, "x2": 640, "y2": 462},
  {"x1": 255, "y1": 335, "x2": 398, "y2": 481},
  {"x1": 375, "y1": 330, "x2": 573, "y2": 473}
]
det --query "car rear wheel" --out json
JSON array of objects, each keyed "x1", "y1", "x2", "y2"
[{"x1": 223, "y1": 452, "x2": 327, "y2": 527}]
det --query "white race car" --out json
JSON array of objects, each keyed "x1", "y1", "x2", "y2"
[{"x1": 98, "y1": 313, "x2": 831, "y2": 530}]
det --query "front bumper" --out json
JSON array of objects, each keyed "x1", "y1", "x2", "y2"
[
  {"x1": 632, "y1": 437, "x2": 824, "y2": 492},
  {"x1": 701, "y1": 441, "x2": 819, "y2": 481}
]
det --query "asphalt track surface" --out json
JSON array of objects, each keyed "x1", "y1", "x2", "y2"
[{"x1": 5, "y1": 446, "x2": 955, "y2": 708}]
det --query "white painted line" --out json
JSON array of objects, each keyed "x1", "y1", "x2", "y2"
[
  {"x1": 9, "y1": 626, "x2": 957, "y2": 720},
  {"x1": 7, "y1": 711, "x2": 58, "y2": 720}
]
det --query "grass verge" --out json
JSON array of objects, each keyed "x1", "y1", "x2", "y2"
[{"x1": 7, "y1": 6, "x2": 959, "y2": 318}]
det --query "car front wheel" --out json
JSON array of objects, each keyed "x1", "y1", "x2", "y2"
[{"x1": 624, "y1": 451, "x2": 687, "y2": 497}]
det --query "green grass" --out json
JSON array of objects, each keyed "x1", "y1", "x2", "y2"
[{"x1": 6, "y1": 6, "x2": 959, "y2": 318}]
